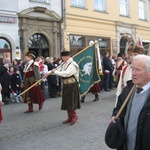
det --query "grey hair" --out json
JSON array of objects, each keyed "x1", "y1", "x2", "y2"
[
  {"x1": 47, "y1": 57, "x2": 53, "y2": 63},
  {"x1": 133, "y1": 55, "x2": 150, "y2": 72}
]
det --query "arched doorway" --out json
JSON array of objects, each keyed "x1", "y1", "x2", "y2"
[
  {"x1": 0, "y1": 38, "x2": 12, "y2": 61},
  {"x1": 28, "y1": 33, "x2": 49, "y2": 57},
  {"x1": 120, "y1": 36, "x2": 128, "y2": 54},
  {"x1": 119, "y1": 34, "x2": 134, "y2": 54}
]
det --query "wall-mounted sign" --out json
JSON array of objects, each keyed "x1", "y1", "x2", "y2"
[
  {"x1": 99, "y1": 41, "x2": 107, "y2": 48},
  {"x1": 70, "y1": 35, "x2": 84, "y2": 47},
  {"x1": 0, "y1": 16, "x2": 16, "y2": 23},
  {"x1": 70, "y1": 40, "x2": 82, "y2": 46}
]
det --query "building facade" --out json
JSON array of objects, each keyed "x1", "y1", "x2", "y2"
[
  {"x1": 1, "y1": 0, "x2": 150, "y2": 61},
  {"x1": 0, "y1": 0, "x2": 62, "y2": 61},
  {"x1": 63, "y1": 0, "x2": 150, "y2": 56}
]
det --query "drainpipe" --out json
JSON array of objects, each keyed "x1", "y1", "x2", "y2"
[{"x1": 59, "y1": 0, "x2": 66, "y2": 54}]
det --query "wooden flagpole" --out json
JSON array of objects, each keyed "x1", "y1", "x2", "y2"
[
  {"x1": 116, "y1": 85, "x2": 135, "y2": 118},
  {"x1": 18, "y1": 71, "x2": 52, "y2": 97}
]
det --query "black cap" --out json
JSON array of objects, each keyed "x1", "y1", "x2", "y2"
[
  {"x1": 117, "y1": 53, "x2": 122, "y2": 57},
  {"x1": 61, "y1": 51, "x2": 70, "y2": 56},
  {"x1": 61, "y1": 46, "x2": 70, "y2": 56}
]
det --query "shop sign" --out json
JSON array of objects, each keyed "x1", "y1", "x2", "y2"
[
  {"x1": 99, "y1": 41, "x2": 107, "y2": 48},
  {"x1": 0, "y1": 16, "x2": 16, "y2": 23},
  {"x1": 70, "y1": 40, "x2": 82, "y2": 47}
]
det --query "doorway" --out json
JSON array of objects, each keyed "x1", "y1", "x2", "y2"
[{"x1": 28, "y1": 33, "x2": 49, "y2": 57}]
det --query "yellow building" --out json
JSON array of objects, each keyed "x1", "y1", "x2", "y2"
[{"x1": 62, "y1": 0, "x2": 150, "y2": 56}]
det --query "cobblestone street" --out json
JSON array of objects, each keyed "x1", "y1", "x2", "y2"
[{"x1": 0, "y1": 90, "x2": 116, "y2": 150}]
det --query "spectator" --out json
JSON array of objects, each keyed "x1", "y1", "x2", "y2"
[
  {"x1": 0, "y1": 84, "x2": 4, "y2": 123},
  {"x1": 47, "y1": 57, "x2": 58, "y2": 98},
  {"x1": 12, "y1": 59, "x2": 24, "y2": 78},
  {"x1": 11, "y1": 69, "x2": 23, "y2": 103},
  {"x1": 0, "y1": 58, "x2": 11, "y2": 105},
  {"x1": 103, "y1": 51, "x2": 113, "y2": 91},
  {"x1": 110, "y1": 55, "x2": 150, "y2": 150}
]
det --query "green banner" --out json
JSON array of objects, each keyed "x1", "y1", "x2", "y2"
[{"x1": 73, "y1": 44, "x2": 100, "y2": 96}]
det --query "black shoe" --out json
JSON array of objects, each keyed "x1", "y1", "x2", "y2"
[
  {"x1": 80, "y1": 99, "x2": 84, "y2": 103},
  {"x1": 105, "y1": 89, "x2": 111, "y2": 92},
  {"x1": 4, "y1": 102, "x2": 9, "y2": 105},
  {"x1": 93, "y1": 98, "x2": 99, "y2": 102},
  {"x1": 80, "y1": 95, "x2": 85, "y2": 103},
  {"x1": 50, "y1": 96, "x2": 57, "y2": 98}
]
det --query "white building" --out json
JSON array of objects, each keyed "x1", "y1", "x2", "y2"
[{"x1": 0, "y1": 0, "x2": 63, "y2": 61}]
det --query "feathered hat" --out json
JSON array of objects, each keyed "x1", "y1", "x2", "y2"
[{"x1": 61, "y1": 46, "x2": 70, "y2": 56}]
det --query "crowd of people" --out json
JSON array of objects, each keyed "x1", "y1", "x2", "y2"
[
  {"x1": 0, "y1": 55, "x2": 63, "y2": 106},
  {"x1": 1, "y1": 44, "x2": 150, "y2": 144},
  {"x1": 0, "y1": 46, "x2": 142, "y2": 109}
]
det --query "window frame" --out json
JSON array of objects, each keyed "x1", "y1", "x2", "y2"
[
  {"x1": 71, "y1": 0, "x2": 85, "y2": 8},
  {"x1": 139, "y1": 0, "x2": 147, "y2": 20},
  {"x1": 119, "y1": 0, "x2": 129, "y2": 17},
  {"x1": 29, "y1": 0, "x2": 49, "y2": 3},
  {"x1": 94, "y1": 0, "x2": 106, "y2": 12}
]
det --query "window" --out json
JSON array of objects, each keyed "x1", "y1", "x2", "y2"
[
  {"x1": 28, "y1": 34, "x2": 49, "y2": 49},
  {"x1": 94, "y1": 0, "x2": 106, "y2": 12},
  {"x1": 71, "y1": 0, "x2": 85, "y2": 8},
  {"x1": 0, "y1": 38, "x2": 11, "y2": 49},
  {"x1": 120, "y1": 0, "x2": 129, "y2": 16},
  {"x1": 0, "y1": 38, "x2": 11, "y2": 60},
  {"x1": 30, "y1": 0, "x2": 48, "y2": 3},
  {"x1": 139, "y1": 0, "x2": 146, "y2": 20}
]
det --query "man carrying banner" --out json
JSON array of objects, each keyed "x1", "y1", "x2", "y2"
[{"x1": 48, "y1": 49, "x2": 81, "y2": 125}]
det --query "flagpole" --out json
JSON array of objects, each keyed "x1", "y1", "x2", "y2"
[
  {"x1": 73, "y1": 42, "x2": 96, "y2": 58},
  {"x1": 18, "y1": 71, "x2": 52, "y2": 97},
  {"x1": 95, "y1": 42, "x2": 103, "y2": 75}
]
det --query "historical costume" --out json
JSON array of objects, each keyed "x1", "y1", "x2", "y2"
[
  {"x1": 115, "y1": 45, "x2": 145, "y2": 105},
  {"x1": 115, "y1": 53, "x2": 127, "y2": 87},
  {"x1": 23, "y1": 52, "x2": 45, "y2": 113},
  {"x1": 81, "y1": 83, "x2": 100, "y2": 103},
  {"x1": 49, "y1": 50, "x2": 81, "y2": 125}
]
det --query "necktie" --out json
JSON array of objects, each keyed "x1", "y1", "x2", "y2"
[{"x1": 136, "y1": 87, "x2": 143, "y2": 94}]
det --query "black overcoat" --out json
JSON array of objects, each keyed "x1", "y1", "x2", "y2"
[{"x1": 113, "y1": 80, "x2": 150, "y2": 150}]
